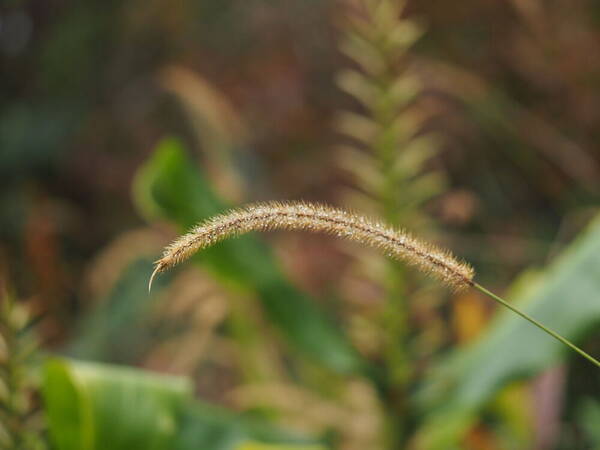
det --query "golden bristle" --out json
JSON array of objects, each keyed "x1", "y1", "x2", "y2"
[{"x1": 149, "y1": 202, "x2": 474, "y2": 292}]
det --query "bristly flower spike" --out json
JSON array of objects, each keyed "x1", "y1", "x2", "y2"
[
  {"x1": 149, "y1": 201, "x2": 474, "y2": 293},
  {"x1": 149, "y1": 201, "x2": 600, "y2": 369}
]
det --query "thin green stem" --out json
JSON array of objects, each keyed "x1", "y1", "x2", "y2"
[{"x1": 474, "y1": 283, "x2": 600, "y2": 369}]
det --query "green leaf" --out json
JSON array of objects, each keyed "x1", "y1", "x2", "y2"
[
  {"x1": 42, "y1": 359, "x2": 191, "y2": 450},
  {"x1": 415, "y1": 215, "x2": 600, "y2": 447},
  {"x1": 133, "y1": 138, "x2": 361, "y2": 374},
  {"x1": 42, "y1": 359, "x2": 325, "y2": 450}
]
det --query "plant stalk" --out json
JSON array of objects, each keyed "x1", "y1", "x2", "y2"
[{"x1": 474, "y1": 283, "x2": 600, "y2": 368}]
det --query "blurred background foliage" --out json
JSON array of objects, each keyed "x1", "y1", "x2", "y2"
[{"x1": 2, "y1": 0, "x2": 600, "y2": 448}]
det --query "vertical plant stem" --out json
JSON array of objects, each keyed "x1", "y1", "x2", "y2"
[
  {"x1": 474, "y1": 283, "x2": 600, "y2": 368},
  {"x1": 380, "y1": 264, "x2": 409, "y2": 447},
  {"x1": 378, "y1": 87, "x2": 411, "y2": 445}
]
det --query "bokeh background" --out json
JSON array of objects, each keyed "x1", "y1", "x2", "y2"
[{"x1": 2, "y1": 0, "x2": 600, "y2": 449}]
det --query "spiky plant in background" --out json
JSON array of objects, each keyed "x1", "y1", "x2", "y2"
[
  {"x1": 335, "y1": 0, "x2": 445, "y2": 444},
  {"x1": 0, "y1": 293, "x2": 46, "y2": 450},
  {"x1": 336, "y1": 0, "x2": 443, "y2": 225}
]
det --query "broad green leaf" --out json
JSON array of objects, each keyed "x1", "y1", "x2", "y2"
[
  {"x1": 133, "y1": 138, "x2": 361, "y2": 374},
  {"x1": 42, "y1": 359, "x2": 325, "y2": 450},
  {"x1": 415, "y1": 215, "x2": 600, "y2": 447},
  {"x1": 42, "y1": 359, "x2": 191, "y2": 450}
]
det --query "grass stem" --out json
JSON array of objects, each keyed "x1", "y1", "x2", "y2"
[{"x1": 474, "y1": 283, "x2": 600, "y2": 369}]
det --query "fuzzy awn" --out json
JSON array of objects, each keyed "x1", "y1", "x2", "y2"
[{"x1": 149, "y1": 201, "x2": 600, "y2": 368}]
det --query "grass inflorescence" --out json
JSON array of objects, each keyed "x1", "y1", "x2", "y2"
[{"x1": 149, "y1": 201, "x2": 474, "y2": 293}]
